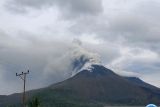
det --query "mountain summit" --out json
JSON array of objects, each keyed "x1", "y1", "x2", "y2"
[
  {"x1": 1, "y1": 64, "x2": 160, "y2": 107},
  {"x1": 49, "y1": 65, "x2": 160, "y2": 105}
]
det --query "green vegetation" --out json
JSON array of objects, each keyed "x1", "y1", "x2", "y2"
[
  {"x1": 29, "y1": 89, "x2": 103, "y2": 107},
  {"x1": 6, "y1": 105, "x2": 16, "y2": 107},
  {"x1": 28, "y1": 97, "x2": 41, "y2": 107}
]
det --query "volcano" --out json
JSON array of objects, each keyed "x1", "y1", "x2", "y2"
[{"x1": 1, "y1": 64, "x2": 160, "y2": 107}]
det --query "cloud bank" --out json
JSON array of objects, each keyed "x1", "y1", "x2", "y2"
[{"x1": 0, "y1": 0, "x2": 160, "y2": 94}]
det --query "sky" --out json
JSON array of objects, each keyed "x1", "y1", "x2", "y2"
[{"x1": 0, "y1": 0, "x2": 160, "y2": 95}]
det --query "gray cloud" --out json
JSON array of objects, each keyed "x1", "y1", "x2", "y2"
[
  {"x1": 44, "y1": 42, "x2": 101, "y2": 83},
  {"x1": 0, "y1": 31, "x2": 102, "y2": 94},
  {"x1": 1, "y1": 0, "x2": 160, "y2": 94},
  {"x1": 107, "y1": 47, "x2": 160, "y2": 78},
  {"x1": 69, "y1": 1, "x2": 160, "y2": 55},
  {"x1": 6, "y1": 0, "x2": 103, "y2": 18}
]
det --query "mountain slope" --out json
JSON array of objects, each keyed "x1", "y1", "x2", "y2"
[
  {"x1": 125, "y1": 77, "x2": 160, "y2": 90},
  {"x1": 1, "y1": 65, "x2": 160, "y2": 107},
  {"x1": 47, "y1": 65, "x2": 160, "y2": 105}
]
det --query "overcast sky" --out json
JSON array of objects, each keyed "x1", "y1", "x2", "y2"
[{"x1": 0, "y1": 0, "x2": 160, "y2": 95}]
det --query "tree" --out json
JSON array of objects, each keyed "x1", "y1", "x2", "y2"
[
  {"x1": 28, "y1": 97, "x2": 40, "y2": 107},
  {"x1": 6, "y1": 105, "x2": 16, "y2": 107}
]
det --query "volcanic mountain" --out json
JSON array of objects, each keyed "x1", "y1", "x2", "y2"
[{"x1": 1, "y1": 64, "x2": 160, "y2": 107}]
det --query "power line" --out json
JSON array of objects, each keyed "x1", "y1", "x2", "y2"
[{"x1": 16, "y1": 70, "x2": 29, "y2": 107}]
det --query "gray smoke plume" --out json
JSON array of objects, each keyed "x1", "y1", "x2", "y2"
[{"x1": 43, "y1": 40, "x2": 101, "y2": 84}]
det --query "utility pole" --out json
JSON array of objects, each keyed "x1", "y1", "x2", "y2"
[{"x1": 16, "y1": 70, "x2": 29, "y2": 107}]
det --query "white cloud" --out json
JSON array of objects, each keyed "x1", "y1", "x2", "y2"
[
  {"x1": 0, "y1": 0, "x2": 160, "y2": 94},
  {"x1": 108, "y1": 47, "x2": 160, "y2": 76}
]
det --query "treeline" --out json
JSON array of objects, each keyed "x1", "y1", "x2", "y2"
[{"x1": 7, "y1": 97, "x2": 41, "y2": 107}]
